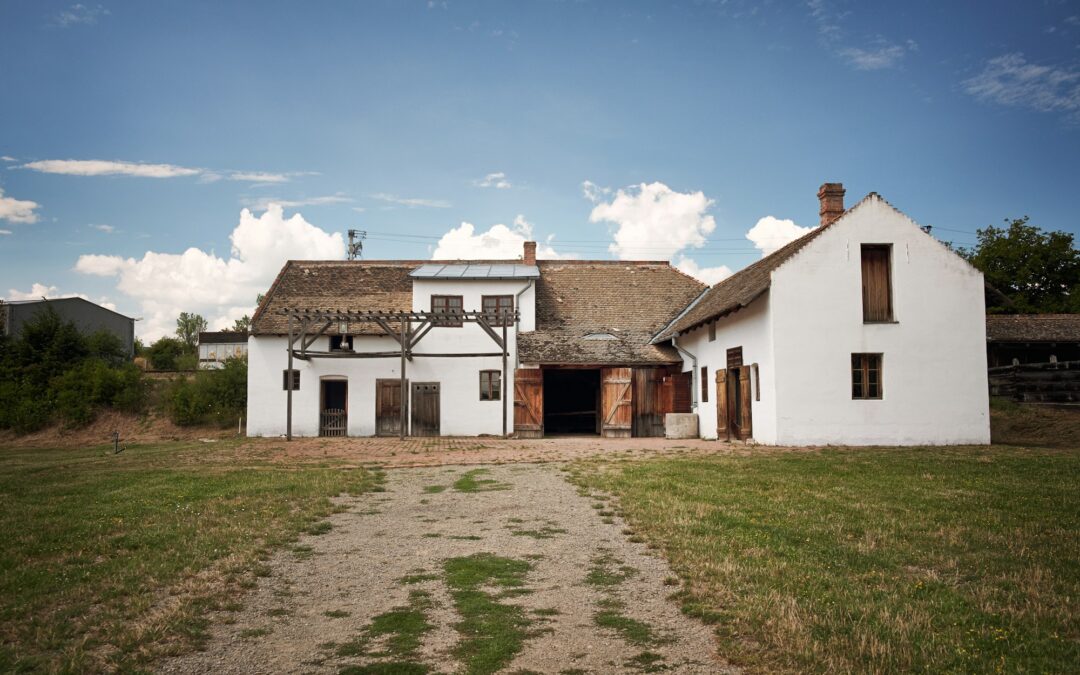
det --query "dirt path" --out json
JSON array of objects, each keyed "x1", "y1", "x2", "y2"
[{"x1": 158, "y1": 463, "x2": 733, "y2": 674}]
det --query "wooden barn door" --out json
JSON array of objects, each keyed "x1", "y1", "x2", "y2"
[
  {"x1": 375, "y1": 379, "x2": 405, "y2": 437},
  {"x1": 411, "y1": 382, "x2": 440, "y2": 437},
  {"x1": 601, "y1": 367, "x2": 633, "y2": 438},
  {"x1": 632, "y1": 368, "x2": 665, "y2": 437},
  {"x1": 715, "y1": 366, "x2": 753, "y2": 441},
  {"x1": 513, "y1": 368, "x2": 544, "y2": 438}
]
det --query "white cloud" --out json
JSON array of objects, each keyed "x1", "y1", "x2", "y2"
[
  {"x1": 0, "y1": 156, "x2": 16, "y2": 162},
  {"x1": 75, "y1": 204, "x2": 346, "y2": 339},
  {"x1": 674, "y1": 256, "x2": 733, "y2": 286},
  {"x1": 0, "y1": 188, "x2": 41, "y2": 224},
  {"x1": 581, "y1": 180, "x2": 611, "y2": 203},
  {"x1": 21, "y1": 159, "x2": 201, "y2": 178},
  {"x1": 745, "y1": 216, "x2": 815, "y2": 257},
  {"x1": 90, "y1": 224, "x2": 115, "y2": 234},
  {"x1": 51, "y1": 4, "x2": 109, "y2": 27},
  {"x1": 838, "y1": 43, "x2": 908, "y2": 70},
  {"x1": 241, "y1": 194, "x2": 352, "y2": 210},
  {"x1": 371, "y1": 193, "x2": 452, "y2": 208},
  {"x1": 0, "y1": 229, "x2": 12, "y2": 235},
  {"x1": 227, "y1": 172, "x2": 291, "y2": 184},
  {"x1": 588, "y1": 182, "x2": 716, "y2": 260},
  {"x1": 432, "y1": 215, "x2": 572, "y2": 260},
  {"x1": 963, "y1": 53, "x2": 1080, "y2": 118},
  {"x1": 474, "y1": 172, "x2": 512, "y2": 189}
]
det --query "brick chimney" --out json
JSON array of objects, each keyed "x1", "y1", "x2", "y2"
[
  {"x1": 523, "y1": 240, "x2": 537, "y2": 265},
  {"x1": 817, "y1": 183, "x2": 845, "y2": 226}
]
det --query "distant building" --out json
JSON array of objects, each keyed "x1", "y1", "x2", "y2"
[
  {"x1": 198, "y1": 331, "x2": 249, "y2": 369},
  {"x1": 0, "y1": 297, "x2": 135, "y2": 356},
  {"x1": 986, "y1": 314, "x2": 1080, "y2": 366}
]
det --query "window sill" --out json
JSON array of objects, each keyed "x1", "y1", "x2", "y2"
[{"x1": 863, "y1": 320, "x2": 899, "y2": 325}]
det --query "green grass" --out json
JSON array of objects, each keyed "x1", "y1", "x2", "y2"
[
  {"x1": 452, "y1": 468, "x2": 511, "y2": 493},
  {"x1": 570, "y1": 445, "x2": 1080, "y2": 674},
  {"x1": 443, "y1": 553, "x2": 534, "y2": 674},
  {"x1": 334, "y1": 589, "x2": 433, "y2": 662},
  {"x1": 0, "y1": 440, "x2": 379, "y2": 673},
  {"x1": 422, "y1": 485, "x2": 447, "y2": 494},
  {"x1": 584, "y1": 552, "x2": 666, "y2": 648}
]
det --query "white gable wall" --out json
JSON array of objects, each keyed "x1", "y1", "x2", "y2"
[
  {"x1": 676, "y1": 292, "x2": 778, "y2": 443},
  {"x1": 768, "y1": 196, "x2": 990, "y2": 445}
]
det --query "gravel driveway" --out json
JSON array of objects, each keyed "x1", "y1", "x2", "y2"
[{"x1": 158, "y1": 463, "x2": 733, "y2": 674}]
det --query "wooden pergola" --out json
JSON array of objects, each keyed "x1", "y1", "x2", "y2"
[{"x1": 279, "y1": 307, "x2": 518, "y2": 441}]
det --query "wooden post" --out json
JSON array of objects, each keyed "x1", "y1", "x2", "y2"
[
  {"x1": 286, "y1": 314, "x2": 294, "y2": 441},
  {"x1": 502, "y1": 321, "x2": 508, "y2": 438},
  {"x1": 399, "y1": 317, "x2": 407, "y2": 441}
]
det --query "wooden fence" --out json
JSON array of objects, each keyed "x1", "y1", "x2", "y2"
[
  {"x1": 320, "y1": 409, "x2": 348, "y2": 437},
  {"x1": 988, "y1": 360, "x2": 1080, "y2": 404}
]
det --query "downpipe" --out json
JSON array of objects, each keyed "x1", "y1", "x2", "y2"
[{"x1": 671, "y1": 335, "x2": 698, "y2": 410}]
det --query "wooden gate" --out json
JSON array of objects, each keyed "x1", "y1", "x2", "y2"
[
  {"x1": 375, "y1": 379, "x2": 405, "y2": 437},
  {"x1": 601, "y1": 367, "x2": 633, "y2": 438},
  {"x1": 632, "y1": 368, "x2": 666, "y2": 438},
  {"x1": 410, "y1": 382, "x2": 440, "y2": 437},
  {"x1": 319, "y1": 409, "x2": 347, "y2": 437},
  {"x1": 513, "y1": 368, "x2": 544, "y2": 438}
]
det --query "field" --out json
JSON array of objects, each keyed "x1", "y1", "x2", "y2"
[
  {"x1": 0, "y1": 440, "x2": 380, "y2": 673},
  {"x1": 570, "y1": 443, "x2": 1080, "y2": 673}
]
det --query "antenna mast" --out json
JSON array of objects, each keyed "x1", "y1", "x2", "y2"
[{"x1": 347, "y1": 229, "x2": 367, "y2": 260}]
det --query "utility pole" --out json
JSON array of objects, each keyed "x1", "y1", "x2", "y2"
[{"x1": 347, "y1": 229, "x2": 367, "y2": 260}]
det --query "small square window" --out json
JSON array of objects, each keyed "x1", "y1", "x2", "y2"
[
  {"x1": 480, "y1": 370, "x2": 501, "y2": 400},
  {"x1": 283, "y1": 369, "x2": 300, "y2": 391},
  {"x1": 482, "y1": 295, "x2": 514, "y2": 327},
  {"x1": 432, "y1": 295, "x2": 464, "y2": 327},
  {"x1": 851, "y1": 354, "x2": 882, "y2": 399}
]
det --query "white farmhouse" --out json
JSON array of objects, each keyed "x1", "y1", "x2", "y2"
[
  {"x1": 657, "y1": 184, "x2": 991, "y2": 445},
  {"x1": 247, "y1": 183, "x2": 991, "y2": 446}
]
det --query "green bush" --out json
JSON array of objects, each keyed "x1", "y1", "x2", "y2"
[
  {"x1": 146, "y1": 337, "x2": 186, "y2": 370},
  {"x1": 164, "y1": 357, "x2": 247, "y2": 426}
]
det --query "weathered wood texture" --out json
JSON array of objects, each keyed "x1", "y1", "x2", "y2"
[
  {"x1": 410, "y1": 382, "x2": 441, "y2": 437},
  {"x1": 989, "y1": 360, "x2": 1080, "y2": 403},
  {"x1": 716, "y1": 365, "x2": 753, "y2": 440},
  {"x1": 601, "y1": 367, "x2": 633, "y2": 438},
  {"x1": 513, "y1": 368, "x2": 544, "y2": 438},
  {"x1": 716, "y1": 368, "x2": 728, "y2": 440},
  {"x1": 861, "y1": 245, "x2": 893, "y2": 322},
  {"x1": 632, "y1": 368, "x2": 666, "y2": 438},
  {"x1": 319, "y1": 409, "x2": 347, "y2": 437},
  {"x1": 375, "y1": 379, "x2": 405, "y2": 437}
]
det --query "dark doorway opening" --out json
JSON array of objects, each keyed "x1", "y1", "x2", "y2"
[
  {"x1": 320, "y1": 379, "x2": 348, "y2": 437},
  {"x1": 543, "y1": 368, "x2": 600, "y2": 435}
]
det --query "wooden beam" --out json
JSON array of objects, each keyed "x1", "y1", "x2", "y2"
[
  {"x1": 399, "y1": 317, "x2": 407, "y2": 440},
  {"x1": 474, "y1": 314, "x2": 504, "y2": 350},
  {"x1": 301, "y1": 319, "x2": 333, "y2": 351},
  {"x1": 286, "y1": 314, "x2": 294, "y2": 442},
  {"x1": 502, "y1": 321, "x2": 508, "y2": 438},
  {"x1": 409, "y1": 320, "x2": 432, "y2": 350}
]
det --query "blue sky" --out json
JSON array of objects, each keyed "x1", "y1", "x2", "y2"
[{"x1": 2, "y1": 0, "x2": 1079, "y2": 338}]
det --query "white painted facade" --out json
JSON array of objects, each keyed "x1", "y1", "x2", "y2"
[
  {"x1": 247, "y1": 278, "x2": 535, "y2": 438},
  {"x1": 677, "y1": 195, "x2": 990, "y2": 445}
]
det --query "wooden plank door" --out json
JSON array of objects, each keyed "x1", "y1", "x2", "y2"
[
  {"x1": 410, "y1": 382, "x2": 440, "y2": 437},
  {"x1": 632, "y1": 368, "x2": 665, "y2": 438},
  {"x1": 737, "y1": 366, "x2": 753, "y2": 440},
  {"x1": 375, "y1": 378, "x2": 405, "y2": 437},
  {"x1": 715, "y1": 368, "x2": 729, "y2": 440},
  {"x1": 513, "y1": 368, "x2": 544, "y2": 438},
  {"x1": 601, "y1": 367, "x2": 633, "y2": 438}
]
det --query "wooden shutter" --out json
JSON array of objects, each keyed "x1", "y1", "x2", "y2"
[
  {"x1": 601, "y1": 367, "x2": 633, "y2": 438},
  {"x1": 861, "y1": 245, "x2": 893, "y2": 322},
  {"x1": 715, "y1": 368, "x2": 728, "y2": 440},
  {"x1": 513, "y1": 368, "x2": 544, "y2": 438},
  {"x1": 738, "y1": 366, "x2": 753, "y2": 440}
]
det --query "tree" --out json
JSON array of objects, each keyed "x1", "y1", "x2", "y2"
[
  {"x1": 146, "y1": 337, "x2": 186, "y2": 370},
  {"x1": 232, "y1": 315, "x2": 252, "y2": 333},
  {"x1": 175, "y1": 312, "x2": 207, "y2": 350},
  {"x1": 960, "y1": 217, "x2": 1080, "y2": 314}
]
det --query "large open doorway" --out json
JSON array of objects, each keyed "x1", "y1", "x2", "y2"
[
  {"x1": 320, "y1": 378, "x2": 348, "y2": 437},
  {"x1": 543, "y1": 368, "x2": 601, "y2": 435}
]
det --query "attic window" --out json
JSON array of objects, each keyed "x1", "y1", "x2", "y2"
[{"x1": 583, "y1": 332, "x2": 617, "y2": 340}]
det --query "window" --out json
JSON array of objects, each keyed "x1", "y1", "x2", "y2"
[
  {"x1": 283, "y1": 369, "x2": 300, "y2": 391},
  {"x1": 480, "y1": 370, "x2": 501, "y2": 400},
  {"x1": 700, "y1": 366, "x2": 709, "y2": 403},
  {"x1": 330, "y1": 335, "x2": 353, "y2": 351},
  {"x1": 431, "y1": 295, "x2": 463, "y2": 327},
  {"x1": 708, "y1": 322, "x2": 716, "y2": 342},
  {"x1": 482, "y1": 295, "x2": 514, "y2": 327},
  {"x1": 851, "y1": 353, "x2": 883, "y2": 399},
  {"x1": 861, "y1": 244, "x2": 893, "y2": 322}
]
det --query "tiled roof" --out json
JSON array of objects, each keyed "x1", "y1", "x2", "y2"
[
  {"x1": 251, "y1": 261, "x2": 416, "y2": 335},
  {"x1": 986, "y1": 314, "x2": 1080, "y2": 343},
  {"x1": 198, "y1": 331, "x2": 250, "y2": 344},
  {"x1": 518, "y1": 261, "x2": 707, "y2": 365}
]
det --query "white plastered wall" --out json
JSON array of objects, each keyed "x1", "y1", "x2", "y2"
[
  {"x1": 768, "y1": 196, "x2": 990, "y2": 445},
  {"x1": 676, "y1": 293, "x2": 777, "y2": 443},
  {"x1": 246, "y1": 277, "x2": 535, "y2": 437}
]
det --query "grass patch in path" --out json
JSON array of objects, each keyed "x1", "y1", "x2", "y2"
[
  {"x1": 570, "y1": 445, "x2": 1080, "y2": 674},
  {"x1": 453, "y1": 468, "x2": 511, "y2": 493},
  {"x1": 443, "y1": 553, "x2": 534, "y2": 674},
  {"x1": 333, "y1": 589, "x2": 433, "y2": 666},
  {"x1": 0, "y1": 440, "x2": 380, "y2": 673},
  {"x1": 586, "y1": 552, "x2": 668, "y2": 650}
]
